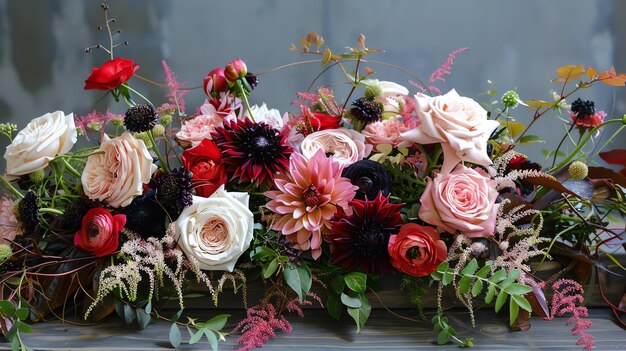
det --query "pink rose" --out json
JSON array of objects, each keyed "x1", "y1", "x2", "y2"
[
  {"x1": 300, "y1": 129, "x2": 372, "y2": 166},
  {"x1": 419, "y1": 164, "x2": 499, "y2": 238},
  {"x1": 401, "y1": 89, "x2": 499, "y2": 174},
  {"x1": 0, "y1": 196, "x2": 20, "y2": 244},
  {"x1": 362, "y1": 118, "x2": 417, "y2": 147},
  {"x1": 175, "y1": 100, "x2": 236, "y2": 148},
  {"x1": 82, "y1": 132, "x2": 157, "y2": 208}
]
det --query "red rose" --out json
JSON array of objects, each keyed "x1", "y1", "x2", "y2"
[
  {"x1": 387, "y1": 223, "x2": 447, "y2": 277},
  {"x1": 182, "y1": 139, "x2": 227, "y2": 197},
  {"x1": 74, "y1": 208, "x2": 126, "y2": 257},
  {"x1": 84, "y1": 57, "x2": 139, "y2": 90},
  {"x1": 310, "y1": 112, "x2": 341, "y2": 131}
]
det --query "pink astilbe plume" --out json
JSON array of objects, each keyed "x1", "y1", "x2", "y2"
[
  {"x1": 545, "y1": 279, "x2": 595, "y2": 350},
  {"x1": 160, "y1": 60, "x2": 188, "y2": 114},
  {"x1": 232, "y1": 303, "x2": 292, "y2": 351},
  {"x1": 74, "y1": 110, "x2": 123, "y2": 141},
  {"x1": 410, "y1": 47, "x2": 469, "y2": 95}
]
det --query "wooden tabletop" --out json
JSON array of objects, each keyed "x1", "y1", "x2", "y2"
[{"x1": 6, "y1": 308, "x2": 624, "y2": 350}]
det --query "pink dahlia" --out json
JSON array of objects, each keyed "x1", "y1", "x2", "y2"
[
  {"x1": 0, "y1": 196, "x2": 20, "y2": 244},
  {"x1": 264, "y1": 150, "x2": 358, "y2": 259}
]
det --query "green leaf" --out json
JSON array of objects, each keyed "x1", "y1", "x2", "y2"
[
  {"x1": 517, "y1": 135, "x2": 544, "y2": 145},
  {"x1": 263, "y1": 257, "x2": 279, "y2": 278},
  {"x1": 329, "y1": 275, "x2": 345, "y2": 295},
  {"x1": 171, "y1": 309, "x2": 184, "y2": 323},
  {"x1": 14, "y1": 308, "x2": 28, "y2": 321},
  {"x1": 509, "y1": 298, "x2": 520, "y2": 326},
  {"x1": 499, "y1": 277, "x2": 515, "y2": 290},
  {"x1": 17, "y1": 321, "x2": 32, "y2": 333},
  {"x1": 169, "y1": 323, "x2": 181, "y2": 348},
  {"x1": 136, "y1": 309, "x2": 151, "y2": 330},
  {"x1": 436, "y1": 261, "x2": 449, "y2": 273},
  {"x1": 495, "y1": 291, "x2": 508, "y2": 313},
  {"x1": 512, "y1": 295, "x2": 532, "y2": 313},
  {"x1": 489, "y1": 269, "x2": 506, "y2": 283},
  {"x1": 442, "y1": 271, "x2": 454, "y2": 286},
  {"x1": 471, "y1": 280, "x2": 484, "y2": 297},
  {"x1": 508, "y1": 269, "x2": 521, "y2": 281},
  {"x1": 437, "y1": 330, "x2": 451, "y2": 345},
  {"x1": 506, "y1": 121, "x2": 526, "y2": 138},
  {"x1": 326, "y1": 294, "x2": 342, "y2": 320},
  {"x1": 283, "y1": 263, "x2": 312, "y2": 301},
  {"x1": 340, "y1": 292, "x2": 362, "y2": 308},
  {"x1": 189, "y1": 328, "x2": 204, "y2": 345},
  {"x1": 461, "y1": 258, "x2": 478, "y2": 275},
  {"x1": 430, "y1": 271, "x2": 443, "y2": 281},
  {"x1": 344, "y1": 272, "x2": 367, "y2": 294},
  {"x1": 206, "y1": 330, "x2": 219, "y2": 351},
  {"x1": 458, "y1": 276, "x2": 472, "y2": 295},
  {"x1": 347, "y1": 297, "x2": 371, "y2": 333},
  {"x1": 123, "y1": 304, "x2": 135, "y2": 325},
  {"x1": 504, "y1": 283, "x2": 533, "y2": 295},
  {"x1": 475, "y1": 265, "x2": 491, "y2": 279},
  {"x1": 202, "y1": 314, "x2": 230, "y2": 331},
  {"x1": 0, "y1": 300, "x2": 15, "y2": 316},
  {"x1": 485, "y1": 284, "x2": 496, "y2": 304}
]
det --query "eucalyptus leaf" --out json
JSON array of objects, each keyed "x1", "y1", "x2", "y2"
[{"x1": 169, "y1": 323, "x2": 181, "y2": 348}]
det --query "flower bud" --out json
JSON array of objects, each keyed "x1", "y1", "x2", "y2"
[
  {"x1": 501, "y1": 90, "x2": 520, "y2": 109},
  {"x1": 203, "y1": 68, "x2": 228, "y2": 96},
  {"x1": 224, "y1": 59, "x2": 248, "y2": 84},
  {"x1": 28, "y1": 169, "x2": 45, "y2": 185}
]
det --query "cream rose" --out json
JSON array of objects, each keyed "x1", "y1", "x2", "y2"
[
  {"x1": 4, "y1": 111, "x2": 77, "y2": 178},
  {"x1": 401, "y1": 89, "x2": 499, "y2": 174},
  {"x1": 300, "y1": 129, "x2": 372, "y2": 166},
  {"x1": 82, "y1": 132, "x2": 156, "y2": 208},
  {"x1": 419, "y1": 164, "x2": 499, "y2": 238},
  {"x1": 174, "y1": 186, "x2": 253, "y2": 271}
]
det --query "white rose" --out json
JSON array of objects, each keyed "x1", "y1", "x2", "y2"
[
  {"x1": 4, "y1": 111, "x2": 77, "y2": 178},
  {"x1": 362, "y1": 79, "x2": 409, "y2": 98},
  {"x1": 300, "y1": 129, "x2": 372, "y2": 166},
  {"x1": 82, "y1": 132, "x2": 157, "y2": 208},
  {"x1": 174, "y1": 186, "x2": 253, "y2": 271},
  {"x1": 401, "y1": 89, "x2": 499, "y2": 174},
  {"x1": 248, "y1": 103, "x2": 284, "y2": 130}
]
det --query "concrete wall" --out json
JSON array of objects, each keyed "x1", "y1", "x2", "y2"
[{"x1": 1, "y1": 0, "x2": 625, "y2": 165}]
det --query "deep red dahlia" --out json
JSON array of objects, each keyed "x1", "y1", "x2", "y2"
[
  {"x1": 327, "y1": 193, "x2": 403, "y2": 274},
  {"x1": 211, "y1": 118, "x2": 292, "y2": 186}
]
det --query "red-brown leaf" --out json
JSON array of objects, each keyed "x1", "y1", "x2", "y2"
[{"x1": 599, "y1": 149, "x2": 626, "y2": 166}]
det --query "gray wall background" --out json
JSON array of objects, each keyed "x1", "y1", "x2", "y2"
[{"x1": 1, "y1": 0, "x2": 625, "y2": 166}]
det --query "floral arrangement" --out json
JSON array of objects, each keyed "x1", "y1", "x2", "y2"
[{"x1": 1, "y1": 3, "x2": 625, "y2": 351}]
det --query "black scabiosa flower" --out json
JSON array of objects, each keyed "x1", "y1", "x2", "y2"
[
  {"x1": 350, "y1": 97, "x2": 383, "y2": 124},
  {"x1": 16, "y1": 191, "x2": 40, "y2": 235},
  {"x1": 62, "y1": 198, "x2": 90, "y2": 231},
  {"x1": 211, "y1": 118, "x2": 292, "y2": 186},
  {"x1": 155, "y1": 167, "x2": 193, "y2": 220},
  {"x1": 124, "y1": 104, "x2": 158, "y2": 133},
  {"x1": 342, "y1": 160, "x2": 391, "y2": 200},
  {"x1": 570, "y1": 98, "x2": 595, "y2": 117},
  {"x1": 123, "y1": 189, "x2": 166, "y2": 239},
  {"x1": 245, "y1": 72, "x2": 259, "y2": 90},
  {"x1": 326, "y1": 193, "x2": 403, "y2": 274}
]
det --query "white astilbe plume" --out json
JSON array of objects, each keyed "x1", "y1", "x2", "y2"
[{"x1": 85, "y1": 225, "x2": 248, "y2": 319}]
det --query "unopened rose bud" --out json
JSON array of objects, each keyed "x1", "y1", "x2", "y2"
[
  {"x1": 224, "y1": 59, "x2": 247, "y2": 84},
  {"x1": 203, "y1": 68, "x2": 228, "y2": 96}
]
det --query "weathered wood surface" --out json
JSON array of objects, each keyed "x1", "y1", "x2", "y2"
[{"x1": 5, "y1": 308, "x2": 624, "y2": 350}]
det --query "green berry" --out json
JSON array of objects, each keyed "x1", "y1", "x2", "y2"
[
  {"x1": 152, "y1": 124, "x2": 166, "y2": 137},
  {"x1": 364, "y1": 84, "x2": 383, "y2": 99},
  {"x1": 134, "y1": 132, "x2": 153, "y2": 148},
  {"x1": 568, "y1": 161, "x2": 588, "y2": 180},
  {"x1": 28, "y1": 169, "x2": 45, "y2": 185},
  {"x1": 501, "y1": 90, "x2": 520, "y2": 109},
  {"x1": 160, "y1": 113, "x2": 173, "y2": 126}
]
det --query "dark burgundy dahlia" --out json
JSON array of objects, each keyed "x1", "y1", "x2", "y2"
[
  {"x1": 327, "y1": 193, "x2": 403, "y2": 274},
  {"x1": 211, "y1": 118, "x2": 292, "y2": 186}
]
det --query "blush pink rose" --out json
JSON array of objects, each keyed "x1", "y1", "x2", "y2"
[
  {"x1": 176, "y1": 99, "x2": 237, "y2": 148},
  {"x1": 300, "y1": 129, "x2": 372, "y2": 166},
  {"x1": 401, "y1": 89, "x2": 499, "y2": 174},
  {"x1": 82, "y1": 132, "x2": 157, "y2": 208},
  {"x1": 362, "y1": 118, "x2": 417, "y2": 147},
  {"x1": 419, "y1": 164, "x2": 499, "y2": 238}
]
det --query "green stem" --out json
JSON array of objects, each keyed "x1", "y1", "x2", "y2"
[
  {"x1": 61, "y1": 158, "x2": 82, "y2": 178},
  {"x1": 0, "y1": 175, "x2": 24, "y2": 199},
  {"x1": 148, "y1": 130, "x2": 170, "y2": 172},
  {"x1": 39, "y1": 208, "x2": 64, "y2": 216},
  {"x1": 124, "y1": 84, "x2": 154, "y2": 106},
  {"x1": 237, "y1": 80, "x2": 255, "y2": 123},
  {"x1": 547, "y1": 119, "x2": 623, "y2": 173}
]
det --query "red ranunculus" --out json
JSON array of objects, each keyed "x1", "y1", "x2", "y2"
[
  {"x1": 84, "y1": 57, "x2": 139, "y2": 90},
  {"x1": 310, "y1": 112, "x2": 341, "y2": 131},
  {"x1": 182, "y1": 139, "x2": 227, "y2": 197},
  {"x1": 74, "y1": 208, "x2": 126, "y2": 257},
  {"x1": 387, "y1": 223, "x2": 447, "y2": 277}
]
